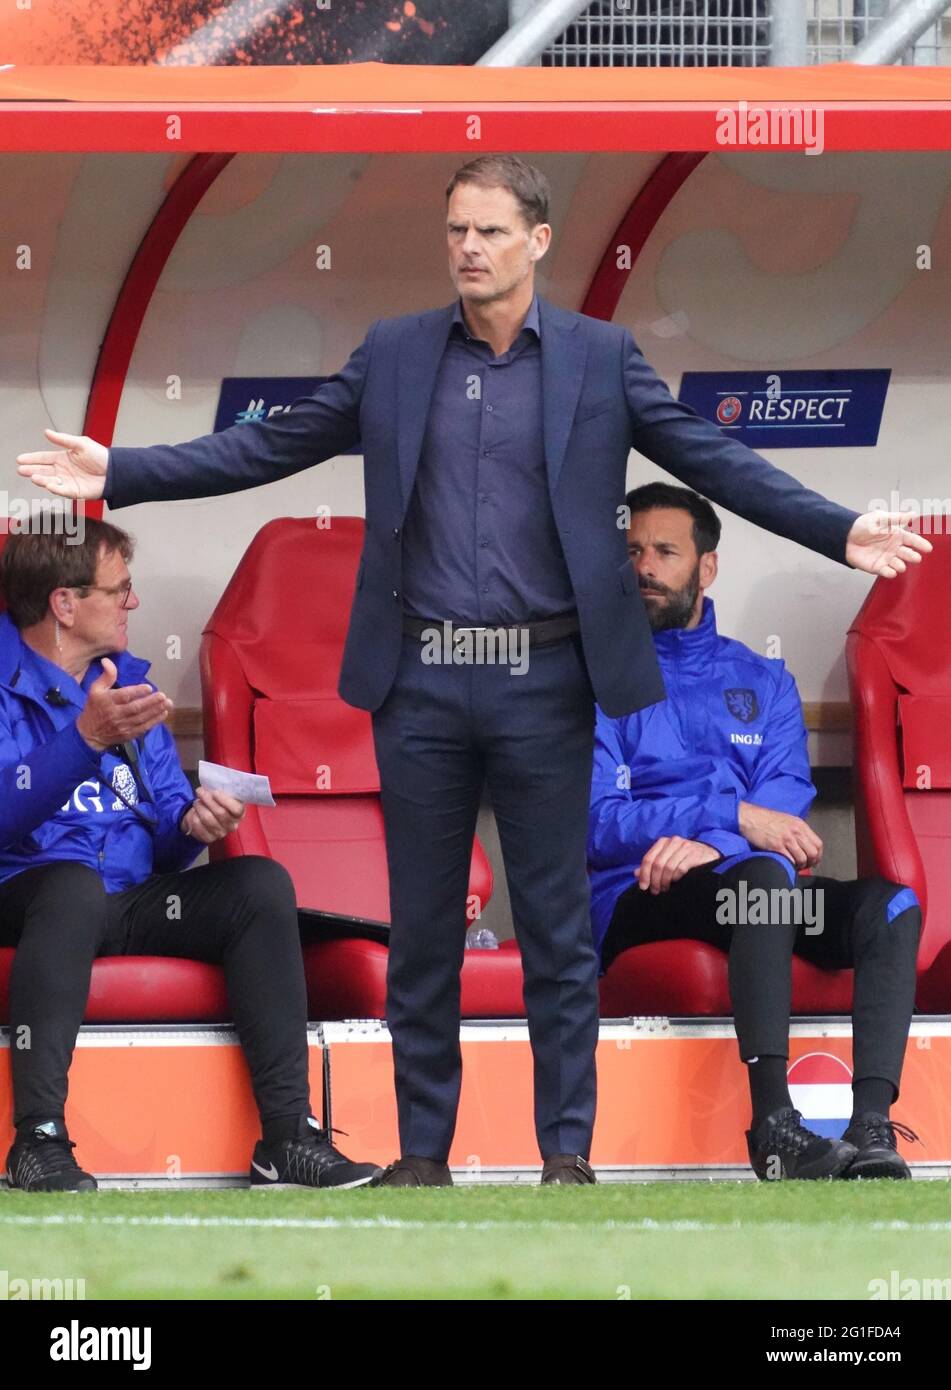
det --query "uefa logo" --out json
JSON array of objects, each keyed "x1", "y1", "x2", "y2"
[{"x1": 716, "y1": 396, "x2": 743, "y2": 426}]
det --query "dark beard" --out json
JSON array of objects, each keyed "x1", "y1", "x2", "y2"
[{"x1": 640, "y1": 564, "x2": 702, "y2": 632}]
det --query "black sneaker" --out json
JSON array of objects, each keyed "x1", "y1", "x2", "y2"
[
  {"x1": 841, "y1": 1114, "x2": 919, "y2": 1180},
  {"x1": 5, "y1": 1120, "x2": 97, "y2": 1192},
  {"x1": 250, "y1": 1116, "x2": 382, "y2": 1190},
  {"x1": 746, "y1": 1106, "x2": 857, "y2": 1181}
]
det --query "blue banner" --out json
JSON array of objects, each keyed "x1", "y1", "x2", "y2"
[
  {"x1": 677, "y1": 369, "x2": 890, "y2": 448},
  {"x1": 214, "y1": 377, "x2": 361, "y2": 454}
]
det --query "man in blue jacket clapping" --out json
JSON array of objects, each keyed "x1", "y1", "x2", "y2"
[
  {"x1": 588, "y1": 484, "x2": 922, "y2": 1181},
  {"x1": 0, "y1": 521, "x2": 380, "y2": 1192}
]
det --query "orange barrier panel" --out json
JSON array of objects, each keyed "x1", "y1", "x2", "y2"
[
  {"x1": 0, "y1": 1031, "x2": 324, "y2": 1179},
  {"x1": 4, "y1": 1022, "x2": 948, "y2": 1179},
  {"x1": 328, "y1": 1024, "x2": 951, "y2": 1170}
]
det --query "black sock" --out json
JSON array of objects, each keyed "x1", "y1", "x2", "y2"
[
  {"x1": 17, "y1": 1117, "x2": 64, "y2": 1138},
  {"x1": 851, "y1": 1076, "x2": 895, "y2": 1120},
  {"x1": 262, "y1": 1113, "x2": 311, "y2": 1146},
  {"x1": 747, "y1": 1055, "x2": 792, "y2": 1130}
]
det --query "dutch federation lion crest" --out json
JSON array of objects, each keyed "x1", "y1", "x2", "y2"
[
  {"x1": 723, "y1": 688, "x2": 759, "y2": 724},
  {"x1": 110, "y1": 762, "x2": 138, "y2": 810}
]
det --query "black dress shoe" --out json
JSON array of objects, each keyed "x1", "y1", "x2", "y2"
[
  {"x1": 379, "y1": 1156, "x2": 453, "y2": 1187},
  {"x1": 746, "y1": 1106, "x2": 856, "y2": 1181},
  {"x1": 841, "y1": 1114, "x2": 918, "y2": 1180},
  {"x1": 540, "y1": 1154, "x2": 596, "y2": 1185}
]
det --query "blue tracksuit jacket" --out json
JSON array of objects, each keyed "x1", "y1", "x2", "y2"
[
  {"x1": 0, "y1": 612, "x2": 201, "y2": 893},
  {"x1": 587, "y1": 597, "x2": 814, "y2": 960}
]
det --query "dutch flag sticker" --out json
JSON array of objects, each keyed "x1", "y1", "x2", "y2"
[{"x1": 787, "y1": 1052, "x2": 854, "y2": 1139}]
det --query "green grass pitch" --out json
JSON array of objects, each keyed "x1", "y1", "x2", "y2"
[{"x1": 2, "y1": 1181, "x2": 950, "y2": 1300}]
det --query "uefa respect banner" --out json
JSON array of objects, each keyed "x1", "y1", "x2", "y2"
[
  {"x1": 678, "y1": 369, "x2": 891, "y2": 448},
  {"x1": 0, "y1": 0, "x2": 507, "y2": 66}
]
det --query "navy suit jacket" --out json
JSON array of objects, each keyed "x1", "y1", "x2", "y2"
[{"x1": 105, "y1": 295, "x2": 860, "y2": 716}]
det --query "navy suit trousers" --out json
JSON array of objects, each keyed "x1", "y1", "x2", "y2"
[{"x1": 371, "y1": 632, "x2": 600, "y2": 1161}]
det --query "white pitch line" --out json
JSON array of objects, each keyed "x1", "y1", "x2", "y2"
[
  {"x1": 0, "y1": 1215, "x2": 727, "y2": 1232},
  {"x1": 868, "y1": 1220, "x2": 951, "y2": 1231},
  {"x1": 0, "y1": 1214, "x2": 950, "y2": 1233}
]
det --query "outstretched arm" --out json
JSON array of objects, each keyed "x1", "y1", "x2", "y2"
[
  {"x1": 17, "y1": 319, "x2": 381, "y2": 509},
  {"x1": 622, "y1": 330, "x2": 930, "y2": 576}
]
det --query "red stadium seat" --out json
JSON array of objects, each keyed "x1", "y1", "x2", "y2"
[
  {"x1": 599, "y1": 940, "x2": 731, "y2": 1017},
  {"x1": 847, "y1": 529, "x2": 951, "y2": 1011},
  {"x1": 0, "y1": 950, "x2": 230, "y2": 1025},
  {"x1": 597, "y1": 933, "x2": 858, "y2": 1016},
  {"x1": 599, "y1": 940, "x2": 855, "y2": 1018},
  {"x1": 302, "y1": 937, "x2": 526, "y2": 1021},
  {"x1": 199, "y1": 517, "x2": 519, "y2": 1019}
]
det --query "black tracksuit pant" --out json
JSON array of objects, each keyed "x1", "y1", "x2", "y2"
[
  {"x1": 601, "y1": 854, "x2": 921, "y2": 1095},
  {"x1": 0, "y1": 857, "x2": 311, "y2": 1131}
]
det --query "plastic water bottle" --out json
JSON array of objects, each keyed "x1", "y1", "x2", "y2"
[{"x1": 465, "y1": 925, "x2": 500, "y2": 950}]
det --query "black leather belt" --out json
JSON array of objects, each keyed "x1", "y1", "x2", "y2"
[{"x1": 402, "y1": 613, "x2": 581, "y2": 648}]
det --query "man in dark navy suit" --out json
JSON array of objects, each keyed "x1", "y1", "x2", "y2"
[{"x1": 18, "y1": 155, "x2": 930, "y2": 1186}]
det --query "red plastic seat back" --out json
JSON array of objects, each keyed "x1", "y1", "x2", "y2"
[
  {"x1": 204, "y1": 516, "x2": 364, "y2": 699},
  {"x1": 200, "y1": 517, "x2": 492, "y2": 922},
  {"x1": 847, "y1": 529, "x2": 951, "y2": 968}
]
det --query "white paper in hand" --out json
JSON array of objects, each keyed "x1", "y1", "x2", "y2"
[{"x1": 198, "y1": 760, "x2": 276, "y2": 808}]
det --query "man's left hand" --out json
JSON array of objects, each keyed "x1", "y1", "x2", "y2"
[
  {"x1": 846, "y1": 511, "x2": 932, "y2": 578},
  {"x1": 635, "y1": 837, "x2": 721, "y2": 895},
  {"x1": 181, "y1": 786, "x2": 246, "y2": 843}
]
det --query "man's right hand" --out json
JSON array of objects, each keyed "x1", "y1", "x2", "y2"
[
  {"x1": 17, "y1": 430, "x2": 108, "y2": 501},
  {"x1": 76, "y1": 659, "x2": 173, "y2": 753},
  {"x1": 738, "y1": 801, "x2": 823, "y2": 870}
]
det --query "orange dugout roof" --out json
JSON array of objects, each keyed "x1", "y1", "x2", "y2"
[
  {"x1": 2, "y1": 62, "x2": 951, "y2": 152},
  {"x1": 3, "y1": 60, "x2": 951, "y2": 103}
]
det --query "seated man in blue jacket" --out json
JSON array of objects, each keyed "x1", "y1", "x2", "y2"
[
  {"x1": 0, "y1": 521, "x2": 380, "y2": 1192},
  {"x1": 588, "y1": 483, "x2": 921, "y2": 1181}
]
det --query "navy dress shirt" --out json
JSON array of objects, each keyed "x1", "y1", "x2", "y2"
[{"x1": 400, "y1": 292, "x2": 577, "y2": 625}]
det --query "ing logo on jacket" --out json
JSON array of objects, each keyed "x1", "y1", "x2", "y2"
[{"x1": 60, "y1": 765, "x2": 137, "y2": 815}]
